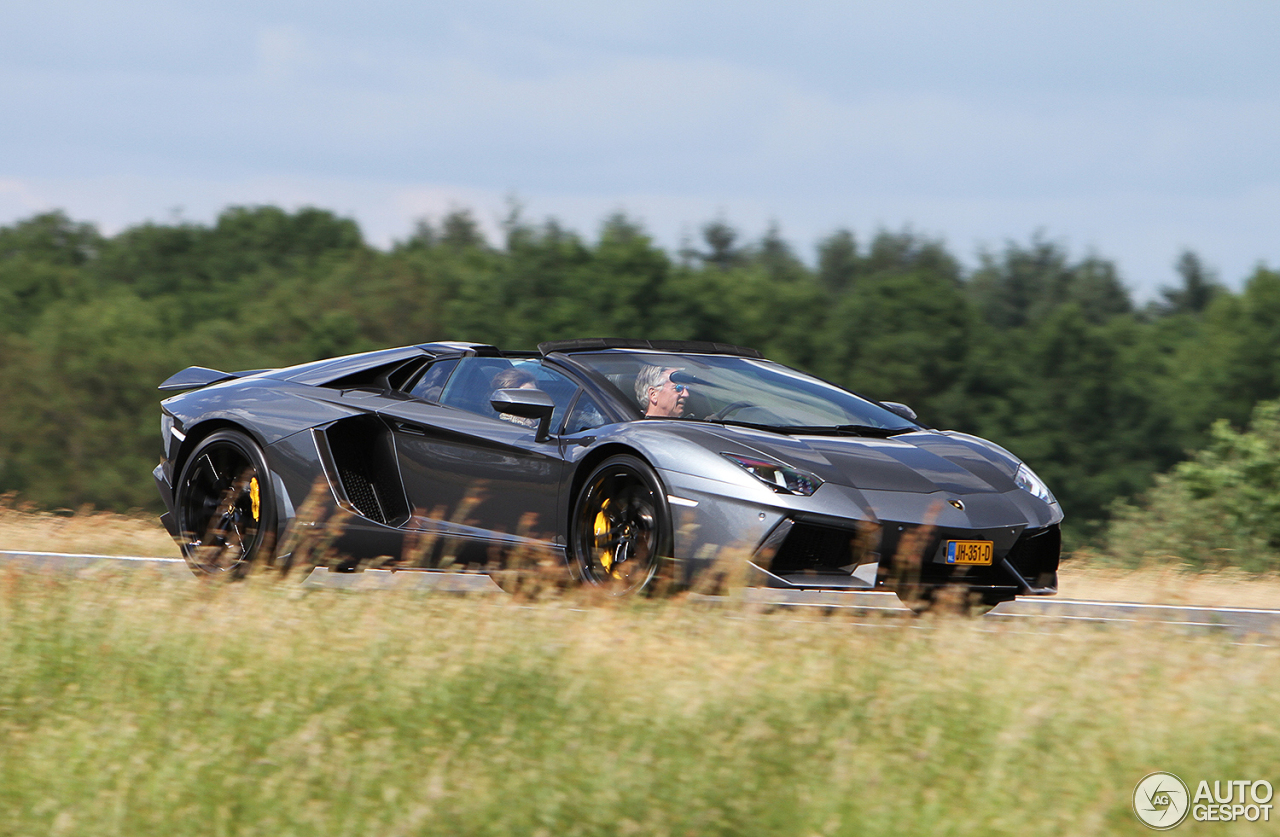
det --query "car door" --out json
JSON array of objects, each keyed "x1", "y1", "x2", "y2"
[{"x1": 378, "y1": 357, "x2": 579, "y2": 567}]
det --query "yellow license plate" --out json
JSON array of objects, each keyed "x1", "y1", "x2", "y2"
[{"x1": 946, "y1": 540, "x2": 993, "y2": 565}]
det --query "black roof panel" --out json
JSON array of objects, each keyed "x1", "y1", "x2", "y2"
[{"x1": 537, "y1": 338, "x2": 761, "y2": 358}]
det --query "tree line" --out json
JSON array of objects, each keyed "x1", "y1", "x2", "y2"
[{"x1": 1, "y1": 205, "x2": 1277, "y2": 552}]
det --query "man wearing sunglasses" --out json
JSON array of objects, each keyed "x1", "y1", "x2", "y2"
[{"x1": 635, "y1": 364, "x2": 690, "y2": 418}]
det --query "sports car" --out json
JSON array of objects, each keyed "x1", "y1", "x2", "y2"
[{"x1": 153, "y1": 339, "x2": 1061, "y2": 605}]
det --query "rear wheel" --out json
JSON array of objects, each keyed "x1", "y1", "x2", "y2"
[
  {"x1": 175, "y1": 429, "x2": 277, "y2": 576},
  {"x1": 571, "y1": 455, "x2": 671, "y2": 595}
]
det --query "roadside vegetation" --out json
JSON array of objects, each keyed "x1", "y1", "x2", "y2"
[
  {"x1": 2, "y1": 569, "x2": 1277, "y2": 836},
  {"x1": 1098, "y1": 399, "x2": 1280, "y2": 573}
]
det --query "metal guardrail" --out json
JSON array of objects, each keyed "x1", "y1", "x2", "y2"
[
  {"x1": 987, "y1": 597, "x2": 1280, "y2": 634},
  {"x1": 0, "y1": 550, "x2": 188, "y2": 573},
  {"x1": 3, "y1": 550, "x2": 1278, "y2": 635},
  {"x1": 0, "y1": 551, "x2": 508, "y2": 591}
]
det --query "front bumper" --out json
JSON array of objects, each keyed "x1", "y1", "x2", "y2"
[
  {"x1": 749, "y1": 515, "x2": 1059, "y2": 603},
  {"x1": 660, "y1": 470, "x2": 1060, "y2": 603}
]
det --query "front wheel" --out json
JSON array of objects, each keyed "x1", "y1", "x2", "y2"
[
  {"x1": 175, "y1": 429, "x2": 277, "y2": 576},
  {"x1": 571, "y1": 455, "x2": 672, "y2": 595}
]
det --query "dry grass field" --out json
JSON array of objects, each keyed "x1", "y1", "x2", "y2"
[
  {"x1": 2, "y1": 568, "x2": 1279, "y2": 836},
  {"x1": 1060, "y1": 562, "x2": 1280, "y2": 609},
  {"x1": 2, "y1": 504, "x2": 1279, "y2": 834},
  {"x1": 0, "y1": 497, "x2": 176, "y2": 558}
]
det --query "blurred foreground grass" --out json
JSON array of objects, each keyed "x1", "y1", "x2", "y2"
[
  {"x1": 2, "y1": 567, "x2": 1278, "y2": 836},
  {"x1": 6, "y1": 500, "x2": 1280, "y2": 607}
]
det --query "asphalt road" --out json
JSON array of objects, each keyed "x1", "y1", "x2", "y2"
[{"x1": 3, "y1": 549, "x2": 1278, "y2": 636}]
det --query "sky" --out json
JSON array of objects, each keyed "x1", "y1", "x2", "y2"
[{"x1": 1, "y1": 1, "x2": 1277, "y2": 299}]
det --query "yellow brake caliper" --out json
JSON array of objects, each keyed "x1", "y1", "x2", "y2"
[
  {"x1": 594, "y1": 499, "x2": 612, "y2": 572},
  {"x1": 249, "y1": 477, "x2": 261, "y2": 521}
]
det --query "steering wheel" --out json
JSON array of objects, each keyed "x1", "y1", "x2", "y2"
[{"x1": 705, "y1": 401, "x2": 754, "y2": 421}]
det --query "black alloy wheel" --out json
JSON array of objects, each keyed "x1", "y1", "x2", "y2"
[
  {"x1": 572, "y1": 455, "x2": 672, "y2": 595},
  {"x1": 175, "y1": 429, "x2": 276, "y2": 576}
]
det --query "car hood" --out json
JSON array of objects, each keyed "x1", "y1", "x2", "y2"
[{"x1": 692, "y1": 425, "x2": 1021, "y2": 495}]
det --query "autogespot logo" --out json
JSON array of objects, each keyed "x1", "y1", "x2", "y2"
[
  {"x1": 1133, "y1": 773, "x2": 1275, "y2": 828},
  {"x1": 1134, "y1": 772, "x2": 1190, "y2": 830}
]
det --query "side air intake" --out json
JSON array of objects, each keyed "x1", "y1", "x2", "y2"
[{"x1": 323, "y1": 418, "x2": 409, "y2": 526}]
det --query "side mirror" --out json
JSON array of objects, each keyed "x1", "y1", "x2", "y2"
[
  {"x1": 490, "y1": 388, "x2": 556, "y2": 442},
  {"x1": 881, "y1": 401, "x2": 917, "y2": 422}
]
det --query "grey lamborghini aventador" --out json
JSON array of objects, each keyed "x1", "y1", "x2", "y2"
[{"x1": 154, "y1": 338, "x2": 1061, "y2": 605}]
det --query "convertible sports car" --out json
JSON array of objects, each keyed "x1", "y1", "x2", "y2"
[{"x1": 153, "y1": 339, "x2": 1061, "y2": 606}]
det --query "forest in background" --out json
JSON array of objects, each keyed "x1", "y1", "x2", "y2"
[{"x1": 2, "y1": 205, "x2": 1278, "y2": 554}]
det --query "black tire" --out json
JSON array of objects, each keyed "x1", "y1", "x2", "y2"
[
  {"x1": 175, "y1": 429, "x2": 277, "y2": 576},
  {"x1": 571, "y1": 454, "x2": 672, "y2": 595}
]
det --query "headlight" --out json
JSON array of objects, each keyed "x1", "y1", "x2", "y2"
[
  {"x1": 1015, "y1": 463, "x2": 1057, "y2": 506},
  {"x1": 722, "y1": 453, "x2": 823, "y2": 496}
]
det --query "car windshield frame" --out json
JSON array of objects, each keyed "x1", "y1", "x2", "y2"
[{"x1": 566, "y1": 349, "x2": 921, "y2": 434}]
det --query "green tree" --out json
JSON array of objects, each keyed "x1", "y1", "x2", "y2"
[
  {"x1": 970, "y1": 236, "x2": 1131, "y2": 329},
  {"x1": 1105, "y1": 399, "x2": 1280, "y2": 571},
  {"x1": 397, "y1": 208, "x2": 490, "y2": 254},
  {"x1": 814, "y1": 267, "x2": 971, "y2": 418},
  {"x1": 1165, "y1": 266, "x2": 1280, "y2": 433},
  {"x1": 1155, "y1": 250, "x2": 1221, "y2": 316},
  {"x1": 816, "y1": 229, "x2": 858, "y2": 295},
  {"x1": 92, "y1": 205, "x2": 366, "y2": 303},
  {"x1": 0, "y1": 212, "x2": 100, "y2": 333},
  {"x1": 754, "y1": 223, "x2": 808, "y2": 285},
  {"x1": 683, "y1": 220, "x2": 745, "y2": 270},
  {"x1": 0, "y1": 293, "x2": 172, "y2": 509}
]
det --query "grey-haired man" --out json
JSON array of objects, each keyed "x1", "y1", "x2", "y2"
[{"x1": 634, "y1": 364, "x2": 689, "y2": 418}]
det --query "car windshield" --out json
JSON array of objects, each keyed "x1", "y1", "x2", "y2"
[{"x1": 572, "y1": 351, "x2": 919, "y2": 433}]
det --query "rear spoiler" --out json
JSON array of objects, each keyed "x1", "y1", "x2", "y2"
[{"x1": 158, "y1": 367, "x2": 272, "y2": 392}]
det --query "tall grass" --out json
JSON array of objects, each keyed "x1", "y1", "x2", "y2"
[{"x1": 1, "y1": 567, "x2": 1277, "y2": 836}]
